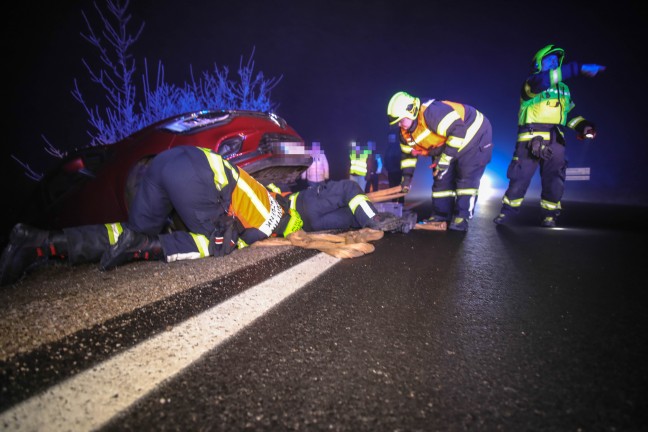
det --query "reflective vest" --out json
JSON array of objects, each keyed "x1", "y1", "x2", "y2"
[
  {"x1": 350, "y1": 151, "x2": 368, "y2": 176},
  {"x1": 401, "y1": 100, "x2": 466, "y2": 154},
  {"x1": 518, "y1": 81, "x2": 574, "y2": 126}
]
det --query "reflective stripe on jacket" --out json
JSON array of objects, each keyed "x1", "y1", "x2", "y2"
[
  {"x1": 350, "y1": 151, "x2": 368, "y2": 176},
  {"x1": 198, "y1": 148, "x2": 282, "y2": 238},
  {"x1": 399, "y1": 99, "x2": 483, "y2": 172}
]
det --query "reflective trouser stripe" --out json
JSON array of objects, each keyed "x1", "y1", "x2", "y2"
[
  {"x1": 166, "y1": 232, "x2": 210, "y2": 262},
  {"x1": 105, "y1": 223, "x2": 123, "y2": 245},
  {"x1": 349, "y1": 194, "x2": 375, "y2": 219},
  {"x1": 191, "y1": 233, "x2": 211, "y2": 257},
  {"x1": 432, "y1": 190, "x2": 456, "y2": 198},
  {"x1": 540, "y1": 199, "x2": 561, "y2": 211},
  {"x1": 502, "y1": 196, "x2": 524, "y2": 208},
  {"x1": 456, "y1": 188, "x2": 478, "y2": 197}
]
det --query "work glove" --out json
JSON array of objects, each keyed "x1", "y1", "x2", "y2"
[
  {"x1": 400, "y1": 175, "x2": 412, "y2": 193},
  {"x1": 578, "y1": 125, "x2": 597, "y2": 140},
  {"x1": 528, "y1": 136, "x2": 544, "y2": 158},
  {"x1": 433, "y1": 153, "x2": 452, "y2": 180},
  {"x1": 210, "y1": 215, "x2": 240, "y2": 257},
  {"x1": 575, "y1": 120, "x2": 597, "y2": 140},
  {"x1": 429, "y1": 155, "x2": 439, "y2": 170},
  {"x1": 540, "y1": 145, "x2": 553, "y2": 160},
  {"x1": 411, "y1": 146, "x2": 430, "y2": 157},
  {"x1": 580, "y1": 64, "x2": 606, "y2": 77},
  {"x1": 527, "y1": 136, "x2": 553, "y2": 159}
]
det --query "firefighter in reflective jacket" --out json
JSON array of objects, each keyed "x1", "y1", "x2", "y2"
[
  {"x1": 493, "y1": 44, "x2": 606, "y2": 227},
  {"x1": 387, "y1": 91, "x2": 494, "y2": 231},
  {"x1": 0, "y1": 146, "x2": 408, "y2": 286}
]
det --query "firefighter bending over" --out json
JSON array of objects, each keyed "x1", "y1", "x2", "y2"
[{"x1": 387, "y1": 91, "x2": 493, "y2": 231}]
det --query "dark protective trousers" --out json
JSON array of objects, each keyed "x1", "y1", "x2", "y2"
[
  {"x1": 296, "y1": 180, "x2": 376, "y2": 232},
  {"x1": 500, "y1": 129, "x2": 567, "y2": 218},
  {"x1": 431, "y1": 116, "x2": 493, "y2": 220},
  {"x1": 59, "y1": 147, "x2": 227, "y2": 263}
]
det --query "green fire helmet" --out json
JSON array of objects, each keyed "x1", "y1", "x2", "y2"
[
  {"x1": 532, "y1": 44, "x2": 565, "y2": 73},
  {"x1": 387, "y1": 91, "x2": 421, "y2": 125}
]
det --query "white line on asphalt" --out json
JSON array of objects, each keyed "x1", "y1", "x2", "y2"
[{"x1": 0, "y1": 253, "x2": 341, "y2": 432}]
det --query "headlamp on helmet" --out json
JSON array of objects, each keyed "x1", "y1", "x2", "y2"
[{"x1": 387, "y1": 91, "x2": 421, "y2": 125}]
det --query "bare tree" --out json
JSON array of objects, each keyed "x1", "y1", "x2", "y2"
[{"x1": 14, "y1": 0, "x2": 282, "y2": 179}]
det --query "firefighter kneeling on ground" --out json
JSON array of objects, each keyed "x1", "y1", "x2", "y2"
[{"x1": 0, "y1": 146, "x2": 415, "y2": 287}]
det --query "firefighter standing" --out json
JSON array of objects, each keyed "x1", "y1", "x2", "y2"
[
  {"x1": 493, "y1": 44, "x2": 606, "y2": 227},
  {"x1": 387, "y1": 91, "x2": 494, "y2": 231},
  {"x1": 0, "y1": 146, "x2": 410, "y2": 286}
]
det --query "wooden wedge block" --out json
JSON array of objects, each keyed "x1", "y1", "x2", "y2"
[
  {"x1": 413, "y1": 221, "x2": 447, "y2": 231},
  {"x1": 366, "y1": 186, "x2": 402, "y2": 200},
  {"x1": 369, "y1": 192, "x2": 407, "y2": 203}
]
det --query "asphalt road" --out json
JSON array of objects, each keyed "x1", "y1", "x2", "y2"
[{"x1": 1, "y1": 198, "x2": 647, "y2": 431}]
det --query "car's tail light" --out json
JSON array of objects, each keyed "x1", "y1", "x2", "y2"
[{"x1": 63, "y1": 158, "x2": 85, "y2": 174}]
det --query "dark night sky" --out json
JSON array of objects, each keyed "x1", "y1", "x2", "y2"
[{"x1": 2, "y1": 0, "x2": 646, "y2": 232}]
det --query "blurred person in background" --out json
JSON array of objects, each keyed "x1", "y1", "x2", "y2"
[
  {"x1": 349, "y1": 141, "x2": 367, "y2": 191},
  {"x1": 384, "y1": 131, "x2": 404, "y2": 203},
  {"x1": 301, "y1": 141, "x2": 329, "y2": 188},
  {"x1": 364, "y1": 140, "x2": 383, "y2": 193}
]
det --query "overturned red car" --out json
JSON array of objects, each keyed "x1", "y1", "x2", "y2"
[{"x1": 23, "y1": 110, "x2": 311, "y2": 229}]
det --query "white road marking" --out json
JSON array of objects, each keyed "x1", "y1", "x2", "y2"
[{"x1": 0, "y1": 253, "x2": 341, "y2": 432}]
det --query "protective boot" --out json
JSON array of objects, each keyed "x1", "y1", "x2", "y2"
[
  {"x1": 541, "y1": 216, "x2": 557, "y2": 227},
  {"x1": 366, "y1": 212, "x2": 408, "y2": 233},
  {"x1": 422, "y1": 214, "x2": 449, "y2": 223},
  {"x1": 99, "y1": 226, "x2": 165, "y2": 271},
  {"x1": 448, "y1": 217, "x2": 469, "y2": 232},
  {"x1": 0, "y1": 223, "x2": 68, "y2": 286},
  {"x1": 493, "y1": 213, "x2": 508, "y2": 225},
  {"x1": 64, "y1": 225, "x2": 112, "y2": 265}
]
